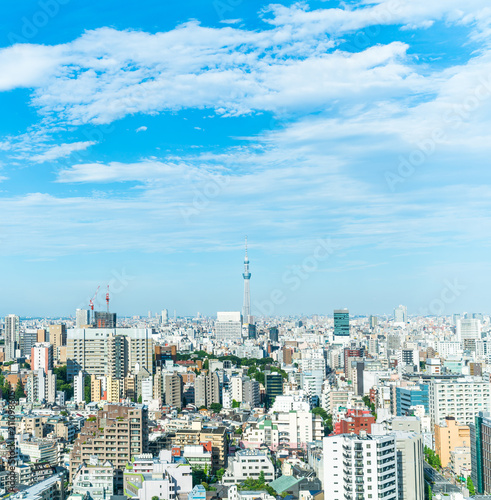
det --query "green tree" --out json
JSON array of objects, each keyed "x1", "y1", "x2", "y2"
[
  {"x1": 152, "y1": 497, "x2": 159, "y2": 500},
  {"x1": 216, "y1": 468, "x2": 226, "y2": 482},
  {"x1": 210, "y1": 403, "x2": 222, "y2": 413},
  {"x1": 53, "y1": 365, "x2": 68, "y2": 383},
  {"x1": 258, "y1": 471, "x2": 265, "y2": 484},
  {"x1": 426, "y1": 483, "x2": 432, "y2": 500},
  {"x1": 232, "y1": 399, "x2": 240, "y2": 408},
  {"x1": 235, "y1": 427, "x2": 243, "y2": 436},
  {"x1": 312, "y1": 407, "x2": 328, "y2": 420},
  {"x1": 2, "y1": 381, "x2": 11, "y2": 402},
  {"x1": 192, "y1": 468, "x2": 208, "y2": 486},
  {"x1": 14, "y1": 379, "x2": 25, "y2": 401},
  {"x1": 467, "y1": 476, "x2": 475, "y2": 495},
  {"x1": 138, "y1": 395, "x2": 142, "y2": 404}
]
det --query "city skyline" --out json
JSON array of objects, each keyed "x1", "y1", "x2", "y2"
[{"x1": 2, "y1": 0, "x2": 491, "y2": 315}]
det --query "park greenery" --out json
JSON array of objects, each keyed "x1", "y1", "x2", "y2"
[
  {"x1": 467, "y1": 476, "x2": 475, "y2": 495},
  {"x1": 424, "y1": 446, "x2": 442, "y2": 471}
]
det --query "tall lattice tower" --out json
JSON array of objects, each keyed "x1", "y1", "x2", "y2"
[{"x1": 242, "y1": 236, "x2": 251, "y2": 322}]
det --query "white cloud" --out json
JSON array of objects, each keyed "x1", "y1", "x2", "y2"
[
  {"x1": 28, "y1": 141, "x2": 96, "y2": 163},
  {"x1": 1, "y1": 0, "x2": 489, "y2": 127},
  {"x1": 136, "y1": 126, "x2": 147, "y2": 132}
]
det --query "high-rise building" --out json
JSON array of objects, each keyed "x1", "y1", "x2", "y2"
[
  {"x1": 394, "y1": 305, "x2": 408, "y2": 323},
  {"x1": 470, "y1": 411, "x2": 491, "y2": 494},
  {"x1": 248, "y1": 324, "x2": 257, "y2": 339},
  {"x1": 4, "y1": 314, "x2": 20, "y2": 362},
  {"x1": 49, "y1": 324, "x2": 67, "y2": 357},
  {"x1": 67, "y1": 328, "x2": 153, "y2": 380},
  {"x1": 242, "y1": 378, "x2": 260, "y2": 408},
  {"x1": 106, "y1": 376, "x2": 121, "y2": 403},
  {"x1": 215, "y1": 312, "x2": 242, "y2": 342},
  {"x1": 265, "y1": 372, "x2": 283, "y2": 405},
  {"x1": 428, "y1": 378, "x2": 491, "y2": 426},
  {"x1": 242, "y1": 237, "x2": 251, "y2": 323},
  {"x1": 20, "y1": 328, "x2": 38, "y2": 357},
  {"x1": 457, "y1": 318, "x2": 481, "y2": 349},
  {"x1": 75, "y1": 309, "x2": 89, "y2": 328},
  {"x1": 334, "y1": 309, "x2": 349, "y2": 337},
  {"x1": 74, "y1": 371, "x2": 85, "y2": 404},
  {"x1": 195, "y1": 372, "x2": 220, "y2": 408},
  {"x1": 69, "y1": 404, "x2": 149, "y2": 479},
  {"x1": 26, "y1": 369, "x2": 57, "y2": 404},
  {"x1": 369, "y1": 315, "x2": 378, "y2": 329},
  {"x1": 434, "y1": 417, "x2": 470, "y2": 468},
  {"x1": 323, "y1": 432, "x2": 398, "y2": 500},
  {"x1": 396, "y1": 385, "x2": 429, "y2": 416},
  {"x1": 161, "y1": 309, "x2": 169, "y2": 324},
  {"x1": 393, "y1": 432, "x2": 424, "y2": 500},
  {"x1": 94, "y1": 311, "x2": 117, "y2": 328},
  {"x1": 164, "y1": 372, "x2": 183, "y2": 408},
  {"x1": 269, "y1": 327, "x2": 279, "y2": 342},
  {"x1": 31, "y1": 343, "x2": 53, "y2": 375}
]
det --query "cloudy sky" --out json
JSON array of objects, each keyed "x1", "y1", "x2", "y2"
[{"x1": 1, "y1": 0, "x2": 491, "y2": 317}]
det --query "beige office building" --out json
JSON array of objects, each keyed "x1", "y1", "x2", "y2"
[{"x1": 435, "y1": 416, "x2": 470, "y2": 468}]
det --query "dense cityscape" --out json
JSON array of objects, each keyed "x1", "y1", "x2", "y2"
[
  {"x1": 0, "y1": 244, "x2": 487, "y2": 500},
  {"x1": 3, "y1": 0, "x2": 491, "y2": 499}
]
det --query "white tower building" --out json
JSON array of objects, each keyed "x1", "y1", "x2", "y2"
[{"x1": 242, "y1": 237, "x2": 251, "y2": 324}]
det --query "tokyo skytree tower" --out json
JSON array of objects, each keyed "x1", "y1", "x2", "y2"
[{"x1": 242, "y1": 236, "x2": 251, "y2": 322}]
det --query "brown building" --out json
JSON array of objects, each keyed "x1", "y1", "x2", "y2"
[
  {"x1": 334, "y1": 409, "x2": 375, "y2": 435},
  {"x1": 37, "y1": 329, "x2": 47, "y2": 343},
  {"x1": 181, "y1": 372, "x2": 195, "y2": 384},
  {"x1": 172, "y1": 426, "x2": 228, "y2": 471},
  {"x1": 49, "y1": 324, "x2": 67, "y2": 358},
  {"x1": 434, "y1": 416, "x2": 470, "y2": 468},
  {"x1": 155, "y1": 344, "x2": 177, "y2": 366},
  {"x1": 69, "y1": 404, "x2": 148, "y2": 479},
  {"x1": 283, "y1": 347, "x2": 293, "y2": 365},
  {"x1": 164, "y1": 372, "x2": 183, "y2": 408}
]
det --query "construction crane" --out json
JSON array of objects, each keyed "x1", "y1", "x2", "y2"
[
  {"x1": 89, "y1": 286, "x2": 100, "y2": 312},
  {"x1": 106, "y1": 285, "x2": 110, "y2": 312},
  {"x1": 88, "y1": 286, "x2": 100, "y2": 326}
]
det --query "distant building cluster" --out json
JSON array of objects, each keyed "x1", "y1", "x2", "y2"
[{"x1": 0, "y1": 242, "x2": 488, "y2": 499}]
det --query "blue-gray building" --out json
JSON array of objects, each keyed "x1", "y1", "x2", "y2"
[
  {"x1": 396, "y1": 385, "x2": 429, "y2": 416},
  {"x1": 334, "y1": 309, "x2": 349, "y2": 336}
]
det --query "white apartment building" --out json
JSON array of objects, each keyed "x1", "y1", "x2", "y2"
[
  {"x1": 428, "y1": 377, "x2": 491, "y2": 426},
  {"x1": 323, "y1": 432, "x2": 398, "y2": 500},
  {"x1": 437, "y1": 342, "x2": 463, "y2": 358},
  {"x1": 25, "y1": 369, "x2": 57, "y2": 404},
  {"x1": 31, "y1": 342, "x2": 53, "y2": 374},
  {"x1": 67, "y1": 328, "x2": 153, "y2": 379},
  {"x1": 242, "y1": 411, "x2": 324, "y2": 450},
  {"x1": 231, "y1": 376, "x2": 243, "y2": 402},
  {"x1": 71, "y1": 461, "x2": 114, "y2": 500},
  {"x1": 222, "y1": 449, "x2": 275, "y2": 485},
  {"x1": 299, "y1": 358, "x2": 326, "y2": 377},
  {"x1": 271, "y1": 394, "x2": 310, "y2": 412},
  {"x1": 215, "y1": 312, "x2": 242, "y2": 342},
  {"x1": 74, "y1": 371, "x2": 85, "y2": 404},
  {"x1": 456, "y1": 319, "x2": 481, "y2": 343}
]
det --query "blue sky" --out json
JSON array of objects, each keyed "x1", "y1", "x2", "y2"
[{"x1": 1, "y1": 0, "x2": 491, "y2": 317}]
